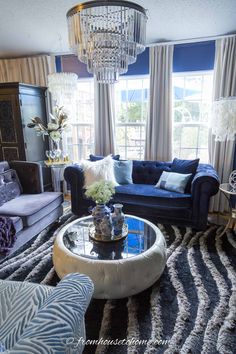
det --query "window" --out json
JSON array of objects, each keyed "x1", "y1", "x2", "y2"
[
  {"x1": 114, "y1": 76, "x2": 149, "y2": 160},
  {"x1": 66, "y1": 79, "x2": 94, "y2": 161},
  {"x1": 172, "y1": 72, "x2": 213, "y2": 163}
]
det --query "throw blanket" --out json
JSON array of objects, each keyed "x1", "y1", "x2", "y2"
[{"x1": 0, "y1": 216, "x2": 16, "y2": 254}]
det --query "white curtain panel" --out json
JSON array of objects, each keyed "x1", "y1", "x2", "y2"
[
  {"x1": 209, "y1": 36, "x2": 236, "y2": 212},
  {"x1": 0, "y1": 55, "x2": 55, "y2": 86},
  {"x1": 145, "y1": 44, "x2": 174, "y2": 161},
  {"x1": 94, "y1": 81, "x2": 115, "y2": 156}
]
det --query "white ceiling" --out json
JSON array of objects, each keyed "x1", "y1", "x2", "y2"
[{"x1": 0, "y1": 0, "x2": 235, "y2": 58}]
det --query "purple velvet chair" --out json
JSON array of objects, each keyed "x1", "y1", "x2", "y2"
[{"x1": 0, "y1": 161, "x2": 63, "y2": 255}]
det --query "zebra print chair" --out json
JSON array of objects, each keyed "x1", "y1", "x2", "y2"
[{"x1": 0, "y1": 273, "x2": 94, "y2": 353}]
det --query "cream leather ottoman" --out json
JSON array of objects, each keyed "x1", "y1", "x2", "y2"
[{"x1": 53, "y1": 215, "x2": 167, "y2": 299}]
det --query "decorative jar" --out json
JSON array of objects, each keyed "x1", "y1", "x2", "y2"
[
  {"x1": 112, "y1": 203, "x2": 125, "y2": 237},
  {"x1": 91, "y1": 204, "x2": 113, "y2": 240}
]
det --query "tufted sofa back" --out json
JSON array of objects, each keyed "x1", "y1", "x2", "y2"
[{"x1": 132, "y1": 160, "x2": 172, "y2": 185}]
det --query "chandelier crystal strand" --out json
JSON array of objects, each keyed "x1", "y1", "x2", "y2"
[{"x1": 67, "y1": 1, "x2": 147, "y2": 84}]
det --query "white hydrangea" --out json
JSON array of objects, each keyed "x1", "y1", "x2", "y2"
[
  {"x1": 48, "y1": 122, "x2": 59, "y2": 131},
  {"x1": 85, "y1": 180, "x2": 115, "y2": 204},
  {"x1": 49, "y1": 131, "x2": 61, "y2": 141}
]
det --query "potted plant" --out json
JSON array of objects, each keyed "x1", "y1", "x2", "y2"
[{"x1": 85, "y1": 180, "x2": 115, "y2": 239}]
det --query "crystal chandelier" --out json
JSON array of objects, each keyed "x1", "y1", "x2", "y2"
[{"x1": 66, "y1": 0, "x2": 147, "y2": 84}]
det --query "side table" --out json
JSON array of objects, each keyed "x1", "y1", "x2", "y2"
[
  {"x1": 44, "y1": 161, "x2": 72, "y2": 193},
  {"x1": 219, "y1": 183, "x2": 236, "y2": 236}
]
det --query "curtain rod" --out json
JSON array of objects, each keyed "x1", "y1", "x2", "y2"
[{"x1": 147, "y1": 33, "x2": 236, "y2": 47}]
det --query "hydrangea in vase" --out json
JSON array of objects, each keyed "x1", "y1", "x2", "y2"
[{"x1": 85, "y1": 180, "x2": 115, "y2": 240}]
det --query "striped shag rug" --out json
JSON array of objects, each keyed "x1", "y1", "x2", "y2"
[{"x1": 0, "y1": 211, "x2": 236, "y2": 354}]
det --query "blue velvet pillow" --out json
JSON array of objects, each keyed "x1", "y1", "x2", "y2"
[
  {"x1": 89, "y1": 154, "x2": 120, "y2": 161},
  {"x1": 156, "y1": 171, "x2": 192, "y2": 194},
  {"x1": 114, "y1": 160, "x2": 133, "y2": 185},
  {"x1": 171, "y1": 158, "x2": 199, "y2": 192}
]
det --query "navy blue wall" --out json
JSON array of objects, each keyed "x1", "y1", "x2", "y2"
[
  {"x1": 173, "y1": 41, "x2": 215, "y2": 72},
  {"x1": 56, "y1": 41, "x2": 215, "y2": 76},
  {"x1": 124, "y1": 47, "x2": 149, "y2": 75},
  {"x1": 56, "y1": 40, "x2": 215, "y2": 76},
  {"x1": 57, "y1": 55, "x2": 93, "y2": 77}
]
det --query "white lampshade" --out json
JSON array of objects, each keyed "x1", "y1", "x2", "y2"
[{"x1": 211, "y1": 96, "x2": 236, "y2": 141}]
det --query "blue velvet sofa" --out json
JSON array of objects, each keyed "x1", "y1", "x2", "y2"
[{"x1": 64, "y1": 160, "x2": 219, "y2": 230}]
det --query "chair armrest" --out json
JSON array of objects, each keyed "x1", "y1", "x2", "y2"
[
  {"x1": 64, "y1": 164, "x2": 85, "y2": 215},
  {"x1": 9, "y1": 161, "x2": 44, "y2": 194},
  {"x1": 191, "y1": 164, "x2": 219, "y2": 229},
  {"x1": 10, "y1": 273, "x2": 94, "y2": 354},
  {"x1": 191, "y1": 164, "x2": 219, "y2": 197}
]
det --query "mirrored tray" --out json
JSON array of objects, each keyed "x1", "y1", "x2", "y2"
[{"x1": 89, "y1": 223, "x2": 128, "y2": 243}]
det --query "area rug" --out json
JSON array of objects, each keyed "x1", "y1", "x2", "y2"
[{"x1": 0, "y1": 211, "x2": 236, "y2": 354}]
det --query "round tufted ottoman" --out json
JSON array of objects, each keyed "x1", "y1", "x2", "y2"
[{"x1": 53, "y1": 215, "x2": 167, "y2": 299}]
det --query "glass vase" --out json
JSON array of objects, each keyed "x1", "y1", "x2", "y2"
[{"x1": 51, "y1": 139, "x2": 61, "y2": 161}]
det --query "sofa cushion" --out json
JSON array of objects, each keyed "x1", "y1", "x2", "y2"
[
  {"x1": 156, "y1": 171, "x2": 192, "y2": 193},
  {"x1": 0, "y1": 192, "x2": 63, "y2": 227},
  {"x1": 115, "y1": 184, "x2": 191, "y2": 208},
  {"x1": 10, "y1": 216, "x2": 23, "y2": 233},
  {"x1": 90, "y1": 154, "x2": 120, "y2": 161},
  {"x1": 132, "y1": 160, "x2": 172, "y2": 185},
  {"x1": 0, "y1": 169, "x2": 22, "y2": 206},
  {"x1": 171, "y1": 158, "x2": 199, "y2": 192},
  {"x1": 81, "y1": 155, "x2": 118, "y2": 188},
  {"x1": 114, "y1": 160, "x2": 133, "y2": 185}
]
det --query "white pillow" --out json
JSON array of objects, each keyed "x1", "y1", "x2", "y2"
[{"x1": 81, "y1": 155, "x2": 118, "y2": 188}]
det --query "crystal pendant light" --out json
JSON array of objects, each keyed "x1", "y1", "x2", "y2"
[
  {"x1": 48, "y1": 73, "x2": 78, "y2": 106},
  {"x1": 66, "y1": 0, "x2": 147, "y2": 84}
]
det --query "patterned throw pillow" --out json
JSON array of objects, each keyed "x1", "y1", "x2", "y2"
[
  {"x1": 81, "y1": 155, "x2": 118, "y2": 188},
  {"x1": 155, "y1": 171, "x2": 192, "y2": 194},
  {"x1": 0, "y1": 169, "x2": 22, "y2": 206}
]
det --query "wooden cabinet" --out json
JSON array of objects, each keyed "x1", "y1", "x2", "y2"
[
  {"x1": 0, "y1": 82, "x2": 48, "y2": 162},
  {"x1": 0, "y1": 82, "x2": 52, "y2": 190}
]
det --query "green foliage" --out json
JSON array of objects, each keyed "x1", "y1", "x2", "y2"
[{"x1": 118, "y1": 102, "x2": 147, "y2": 123}]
